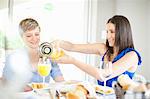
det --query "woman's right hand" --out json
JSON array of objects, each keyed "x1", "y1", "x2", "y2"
[
  {"x1": 51, "y1": 40, "x2": 73, "y2": 51},
  {"x1": 51, "y1": 40, "x2": 61, "y2": 49}
]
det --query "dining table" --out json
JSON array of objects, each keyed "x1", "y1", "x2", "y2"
[
  {"x1": 17, "y1": 81, "x2": 150, "y2": 99},
  {"x1": 17, "y1": 81, "x2": 116, "y2": 99}
]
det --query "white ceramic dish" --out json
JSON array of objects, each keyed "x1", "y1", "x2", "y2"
[{"x1": 95, "y1": 85, "x2": 115, "y2": 95}]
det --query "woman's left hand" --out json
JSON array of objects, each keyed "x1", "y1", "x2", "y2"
[{"x1": 53, "y1": 54, "x2": 74, "y2": 64}]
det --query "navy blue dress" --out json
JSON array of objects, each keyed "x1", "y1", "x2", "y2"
[{"x1": 97, "y1": 48, "x2": 142, "y2": 87}]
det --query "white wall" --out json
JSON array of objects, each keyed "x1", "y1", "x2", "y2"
[
  {"x1": 148, "y1": 0, "x2": 150, "y2": 81},
  {"x1": 97, "y1": 0, "x2": 150, "y2": 80},
  {"x1": 95, "y1": 0, "x2": 116, "y2": 68},
  {"x1": 0, "y1": 0, "x2": 8, "y2": 9},
  {"x1": 97, "y1": 0, "x2": 116, "y2": 42},
  {"x1": 116, "y1": 0, "x2": 149, "y2": 80}
]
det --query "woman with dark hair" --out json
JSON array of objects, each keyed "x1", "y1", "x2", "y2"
[{"x1": 53, "y1": 15, "x2": 142, "y2": 87}]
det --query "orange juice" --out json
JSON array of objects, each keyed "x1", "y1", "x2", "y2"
[
  {"x1": 50, "y1": 50, "x2": 65, "y2": 60},
  {"x1": 38, "y1": 64, "x2": 51, "y2": 77}
]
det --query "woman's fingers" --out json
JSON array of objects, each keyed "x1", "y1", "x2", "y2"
[
  {"x1": 51, "y1": 40, "x2": 61, "y2": 49},
  {"x1": 53, "y1": 54, "x2": 73, "y2": 64}
]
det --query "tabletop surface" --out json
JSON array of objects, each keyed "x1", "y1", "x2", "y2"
[{"x1": 17, "y1": 81, "x2": 150, "y2": 99}]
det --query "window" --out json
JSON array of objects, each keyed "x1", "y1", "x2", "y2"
[{"x1": 7, "y1": 0, "x2": 88, "y2": 81}]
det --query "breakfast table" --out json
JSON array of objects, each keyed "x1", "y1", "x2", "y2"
[
  {"x1": 18, "y1": 81, "x2": 116, "y2": 99},
  {"x1": 17, "y1": 81, "x2": 150, "y2": 99},
  {"x1": 18, "y1": 91, "x2": 116, "y2": 99}
]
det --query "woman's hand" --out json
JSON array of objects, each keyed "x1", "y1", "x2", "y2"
[
  {"x1": 51, "y1": 40, "x2": 62, "y2": 49},
  {"x1": 53, "y1": 54, "x2": 74, "y2": 64},
  {"x1": 51, "y1": 40, "x2": 73, "y2": 50}
]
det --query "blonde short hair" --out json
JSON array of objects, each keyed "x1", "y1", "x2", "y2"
[{"x1": 19, "y1": 18, "x2": 40, "y2": 36}]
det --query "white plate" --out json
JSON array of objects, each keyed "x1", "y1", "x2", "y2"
[
  {"x1": 27, "y1": 83, "x2": 51, "y2": 95},
  {"x1": 95, "y1": 85, "x2": 115, "y2": 95},
  {"x1": 28, "y1": 83, "x2": 50, "y2": 90}
]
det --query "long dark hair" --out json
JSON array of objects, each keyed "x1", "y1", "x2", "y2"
[{"x1": 106, "y1": 15, "x2": 134, "y2": 61}]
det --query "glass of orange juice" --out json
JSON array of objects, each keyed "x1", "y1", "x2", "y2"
[
  {"x1": 38, "y1": 57, "x2": 51, "y2": 84},
  {"x1": 50, "y1": 49, "x2": 65, "y2": 60}
]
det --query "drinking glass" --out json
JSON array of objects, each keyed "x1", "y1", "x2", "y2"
[
  {"x1": 38, "y1": 57, "x2": 51, "y2": 84},
  {"x1": 100, "y1": 61, "x2": 113, "y2": 96}
]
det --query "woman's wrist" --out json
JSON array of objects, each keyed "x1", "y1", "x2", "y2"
[
  {"x1": 60, "y1": 41, "x2": 73, "y2": 51},
  {"x1": 59, "y1": 40, "x2": 63, "y2": 48},
  {"x1": 70, "y1": 57, "x2": 77, "y2": 65}
]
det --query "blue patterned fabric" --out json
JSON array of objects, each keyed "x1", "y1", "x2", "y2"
[{"x1": 97, "y1": 48, "x2": 142, "y2": 87}]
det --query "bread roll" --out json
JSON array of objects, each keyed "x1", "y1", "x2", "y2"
[
  {"x1": 66, "y1": 92, "x2": 80, "y2": 99},
  {"x1": 133, "y1": 83, "x2": 147, "y2": 92},
  {"x1": 118, "y1": 74, "x2": 140, "y2": 91},
  {"x1": 66, "y1": 84, "x2": 88, "y2": 99},
  {"x1": 76, "y1": 85, "x2": 88, "y2": 95}
]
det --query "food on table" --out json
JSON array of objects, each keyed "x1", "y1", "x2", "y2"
[
  {"x1": 66, "y1": 84, "x2": 88, "y2": 99},
  {"x1": 76, "y1": 85, "x2": 89, "y2": 95},
  {"x1": 66, "y1": 92, "x2": 80, "y2": 99},
  {"x1": 31, "y1": 83, "x2": 47, "y2": 89},
  {"x1": 117, "y1": 74, "x2": 132, "y2": 90},
  {"x1": 95, "y1": 85, "x2": 114, "y2": 94},
  {"x1": 118, "y1": 74, "x2": 147, "y2": 92}
]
